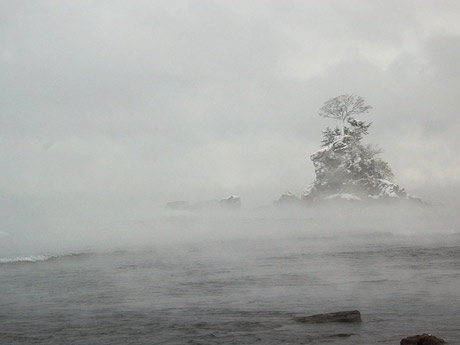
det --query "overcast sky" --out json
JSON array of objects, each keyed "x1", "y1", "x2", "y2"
[{"x1": 1, "y1": 0, "x2": 460, "y2": 215}]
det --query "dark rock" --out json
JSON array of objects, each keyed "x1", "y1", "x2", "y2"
[
  {"x1": 294, "y1": 310, "x2": 362, "y2": 324},
  {"x1": 327, "y1": 333, "x2": 354, "y2": 338},
  {"x1": 401, "y1": 334, "x2": 445, "y2": 345}
]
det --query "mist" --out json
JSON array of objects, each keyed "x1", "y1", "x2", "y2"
[
  {"x1": 2, "y1": 197, "x2": 458, "y2": 260},
  {"x1": 2, "y1": 2, "x2": 460, "y2": 344},
  {"x1": 2, "y1": 0, "x2": 460, "y2": 215}
]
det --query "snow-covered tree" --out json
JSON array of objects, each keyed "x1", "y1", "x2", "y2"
[
  {"x1": 319, "y1": 94, "x2": 372, "y2": 136},
  {"x1": 304, "y1": 95, "x2": 411, "y2": 202}
]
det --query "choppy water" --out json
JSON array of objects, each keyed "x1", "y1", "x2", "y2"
[{"x1": 1, "y1": 216, "x2": 460, "y2": 344}]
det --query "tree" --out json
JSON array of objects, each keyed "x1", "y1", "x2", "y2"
[
  {"x1": 319, "y1": 94, "x2": 372, "y2": 136},
  {"x1": 303, "y1": 95, "x2": 409, "y2": 201}
]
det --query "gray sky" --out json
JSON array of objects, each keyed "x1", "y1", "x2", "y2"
[{"x1": 1, "y1": 0, "x2": 460, "y2": 212}]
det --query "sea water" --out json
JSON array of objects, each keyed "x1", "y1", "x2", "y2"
[{"x1": 1, "y1": 212, "x2": 460, "y2": 344}]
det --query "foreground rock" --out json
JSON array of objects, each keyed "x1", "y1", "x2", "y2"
[
  {"x1": 294, "y1": 310, "x2": 362, "y2": 324},
  {"x1": 401, "y1": 334, "x2": 445, "y2": 345}
]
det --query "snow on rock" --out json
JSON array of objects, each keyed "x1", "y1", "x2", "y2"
[
  {"x1": 324, "y1": 193, "x2": 361, "y2": 201},
  {"x1": 369, "y1": 179, "x2": 407, "y2": 199},
  {"x1": 220, "y1": 195, "x2": 241, "y2": 209},
  {"x1": 275, "y1": 191, "x2": 300, "y2": 206},
  {"x1": 303, "y1": 184, "x2": 315, "y2": 196}
]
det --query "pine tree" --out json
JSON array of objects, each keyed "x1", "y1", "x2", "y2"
[
  {"x1": 304, "y1": 95, "x2": 408, "y2": 202},
  {"x1": 319, "y1": 94, "x2": 372, "y2": 136}
]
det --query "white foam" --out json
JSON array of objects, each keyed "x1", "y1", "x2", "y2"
[
  {"x1": 0, "y1": 251, "x2": 91, "y2": 264},
  {"x1": 0, "y1": 255, "x2": 54, "y2": 264}
]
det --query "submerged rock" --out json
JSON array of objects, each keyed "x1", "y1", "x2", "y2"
[
  {"x1": 322, "y1": 333, "x2": 354, "y2": 338},
  {"x1": 400, "y1": 334, "x2": 445, "y2": 345},
  {"x1": 294, "y1": 310, "x2": 362, "y2": 324}
]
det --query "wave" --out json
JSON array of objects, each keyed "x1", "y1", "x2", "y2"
[{"x1": 0, "y1": 252, "x2": 86, "y2": 264}]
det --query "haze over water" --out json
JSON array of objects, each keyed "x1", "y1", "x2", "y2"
[
  {"x1": 1, "y1": 205, "x2": 460, "y2": 344},
  {"x1": 2, "y1": 1, "x2": 460, "y2": 344}
]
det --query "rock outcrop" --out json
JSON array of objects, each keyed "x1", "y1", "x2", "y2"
[
  {"x1": 400, "y1": 334, "x2": 445, "y2": 345},
  {"x1": 294, "y1": 310, "x2": 362, "y2": 324},
  {"x1": 274, "y1": 191, "x2": 300, "y2": 206},
  {"x1": 303, "y1": 116, "x2": 416, "y2": 203},
  {"x1": 220, "y1": 195, "x2": 241, "y2": 209}
]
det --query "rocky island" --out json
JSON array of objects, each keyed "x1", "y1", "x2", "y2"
[
  {"x1": 169, "y1": 94, "x2": 424, "y2": 210},
  {"x1": 301, "y1": 94, "x2": 421, "y2": 204}
]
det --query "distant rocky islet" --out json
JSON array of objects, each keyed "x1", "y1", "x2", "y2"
[{"x1": 168, "y1": 95, "x2": 424, "y2": 211}]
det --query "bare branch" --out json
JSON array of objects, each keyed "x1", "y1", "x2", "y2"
[{"x1": 319, "y1": 94, "x2": 372, "y2": 122}]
